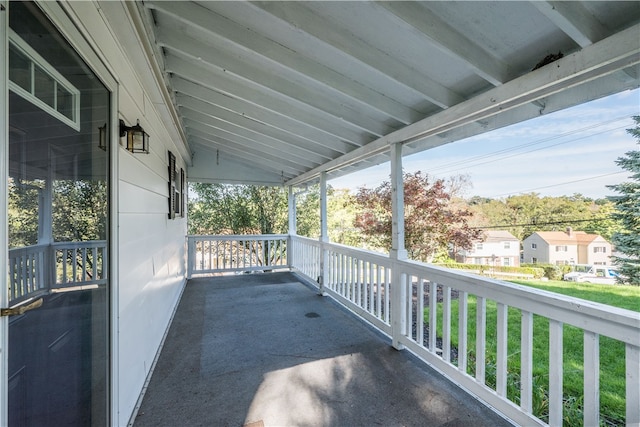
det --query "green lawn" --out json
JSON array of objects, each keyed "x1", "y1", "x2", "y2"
[{"x1": 426, "y1": 280, "x2": 639, "y2": 426}]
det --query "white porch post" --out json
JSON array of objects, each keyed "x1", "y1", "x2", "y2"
[
  {"x1": 319, "y1": 172, "x2": 328, "y2": 296},
  {"x1": 38, "y1": 160, "x2": 55, "y2": 286},
  {"x1": 390, "y1": 142, "x2": 407, "y2": 350},
  {"x1": 288, "y1": 185, "x2": 296, "y2": 236},
  {"x1": 287, "y1": 185, "x2": 296, "y2": 270}
]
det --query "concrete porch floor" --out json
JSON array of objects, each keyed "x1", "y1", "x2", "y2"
[{"x1": 133, "y1": 272, "x2": 513, "y2": 427}]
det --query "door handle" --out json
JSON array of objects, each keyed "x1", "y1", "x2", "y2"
[{"x1": 1, "y1": 298, "x2": 43, "y2": 317}]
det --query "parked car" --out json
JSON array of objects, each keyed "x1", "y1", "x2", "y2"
[{"x1": 564, "y1": 265, "x2": 620, "y2": 284}]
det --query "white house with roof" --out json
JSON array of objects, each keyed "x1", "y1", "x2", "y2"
[
  {"x1": 522, "y1": 228, "x2": 612, "y2": 265},
  {"x1": 456, "y1": 230, "x2": 520, "y2": 267}
]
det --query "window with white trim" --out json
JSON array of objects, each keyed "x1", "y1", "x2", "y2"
[
  {"x1": 594, "y1": 246, "x2": 607, "y2": 253},
  {"x1": 8, "y1": 30, "x2": 80, "y2": 130}
]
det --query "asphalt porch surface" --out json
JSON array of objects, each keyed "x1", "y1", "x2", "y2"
[{"x1": 133, "y1": 272, "x2": 512, "y2": 427}]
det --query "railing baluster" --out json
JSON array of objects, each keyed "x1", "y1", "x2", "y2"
[
  {"x1": 62, "y1": 249, "x2": 68, "y2": 284},
  {"x1": 376, "y1": 265, "x2": 382, "y2": 319},
  {"x1": 210, "y1": 240, "x2": 214, "y2": 270},
  {"x1": 627, "y1": 343, "x2": 640, "y2": 425},
  {"x1": 476, "y1": 296, "x2": 487, "y2": 383},
  {"x1": 496, "y1": 303, "x2": 508, "y2": 397},
  {"x1": 549, "y1": 320, "x2": 563, "y2": 426},
  {"x1": 458, "y1": 291, "x2": 468, "y2": 372},
  {"x1": 21, "y1": 253, "x2": 27, "y2": 294},
  {"x1": 356, "y1": 259, "x2": 361, "y2": 306},
  {"x1": 82, "y1": 247, "x2": 88, "y2": 281},
  {"x1": 338, "y1": 254, "x2": 343, "y2": 296},
  {"x1": 384, "y1": 267, "x2": 390, "y2": 324},
  {"x1": 349, "y1": 257, "x2": 354, "y2": 302},
  {"x1": 26, "y1": 253, "x2": 33, "y2": 294},
  {"x1": 73, "y1": 248, "x2": 78, "y2": 282},
  {"x1": 362, "y1": 260, "x2": 368, "y2": 310},
  {"x1": 429, "y1": 281, "x2": 437, "y2": 352},
  {"x1": 521, "y1": 310, "x2": 534, "y2": 413},
  {"x1": 369, "y1": 262, "x2": 374, "y2": 313},
  {"x1": 92, "y1": 247, "x2": 98, "y2": 281},
  {"x1": 583, "y1": 331, "x2": 600, "y2": 426},
  {"x1": 443, "y1": 285, "x2": 451, "y2": 362},
  {"x1": 406, "y1": 275, "x2": 413, "y2": 341},
  {"x1": 417, "y1": 278, "x2": 424, "y2": 346}
]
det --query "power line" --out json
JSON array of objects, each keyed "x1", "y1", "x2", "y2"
[
  {"x1": 424, "y1": 115, "x2": 631, "y2": 175},
  {"x1": 473, "y1": 217, "x2": 611, "y2": 230},
  {"x1": 486, "y1": 171, "x2": 627, "y2": 198},
  {"x1": 432, "y1": 123, "x2": 629, "y2": 176}
]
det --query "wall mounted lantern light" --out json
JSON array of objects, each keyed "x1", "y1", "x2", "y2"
[{"x1": 120, "y1": 119, "x2": 149, "y2": 154}]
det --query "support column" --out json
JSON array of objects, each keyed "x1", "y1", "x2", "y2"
[
  {"x1": 390, "y1": 142, "x2": 407, "y2": 350},
  {"x1": 288, "y1": 185, "x2": 296, "y2": 236},
  {"x1": 319, "y1": 172, "x2": 328, "y2": 296},
  {"x1": 287, "y1": 185, "x2": 296, "y2": 270},
  {"x1": 39, "y1": 166, "x2": 55, "y2": 286}
]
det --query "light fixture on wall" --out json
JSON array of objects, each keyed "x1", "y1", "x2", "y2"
[
  {"x1": 98, "y1": 123, "x2": 107, "y2": 151},
  {"x1": 120, "y1": 119, "x2": 149, "y2": 154}
]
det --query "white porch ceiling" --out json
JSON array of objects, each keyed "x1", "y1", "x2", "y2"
[{"x1": 138, "y1": 1, "x2": 640, "y2": 187}]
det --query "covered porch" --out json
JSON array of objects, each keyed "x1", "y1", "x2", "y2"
[
  {"x1": 2, "y1": 2, "x2": 640, "y2": 426},
  {"x1": 132, "y1": 235, "x2": 639, "y2": 426},
  {"x1": 134, "y1": 272, "x2": 510, "y2": 427}
]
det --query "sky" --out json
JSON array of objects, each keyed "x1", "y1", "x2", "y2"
[{"x1": 329, "y1": 88, "x2": 640, "y2": 200}]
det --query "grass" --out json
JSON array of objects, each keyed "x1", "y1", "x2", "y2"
[{"x1": 425, "y1": 280, "x2": 639, "y2": 426}]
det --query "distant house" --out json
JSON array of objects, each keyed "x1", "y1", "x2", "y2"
[
  {"x1": 522, "y1": 227, "x2": 612, "y2": 265},
  {"x1": 456, "y1": 230, "x2": 520, "y2": 267}
]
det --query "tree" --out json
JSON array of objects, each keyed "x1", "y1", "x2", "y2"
[
  {"x1": 8, "y1": 178, "x2": 41, "y2": 248},
  {"x1": 295, "y1": 185, "x2": 320, "y2": 238},
  {"x1": 188, "y1": 183, "x2": 253, "y2": 235},
  {"x1": 353, "y1": 171, "x2": 481, "y2": 262},
  {"x1": 52, "y1": 180, "x2": 107, "y2": 242},
  {"x1": 607, "y1": 116, "x2": 640, "y2": 285},
  {"x1": 328, "y1": 188, "x2": 362, "y2": 247},
  {"x1": 468, "y1": 193, "x2": 617, "y2": 241},
  {"x1": 188, "y1": 183, "x2": 288, "y2": 235}
]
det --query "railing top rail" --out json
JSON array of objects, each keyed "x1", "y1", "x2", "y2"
[
  {"x1": 9, "y1": 240, "x2": 108, "y2": 253},
  {"x1": 51, "y1": 240, "x2": 107, "y2": 248},
  {"x1": 292, "y1": 235, "x2": 392, "y2": 263},
  {"x1": 188, "y1": 234, "x2": 288, "y2": 241}
]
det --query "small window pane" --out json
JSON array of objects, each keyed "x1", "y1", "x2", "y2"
[
  {"x1": 34, "y1": 65, "x2": 54, "y2": 107},
  {"x1": 9, "y1": 44, "x2": 31, "y2": 91},
  {"x1": 57, "y1": 85, "x2": 74, "y2": 120}
]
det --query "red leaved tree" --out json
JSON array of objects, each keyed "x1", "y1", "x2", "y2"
[{"x1": 354, "y1": 171, "x2": 481, "y2": 262}]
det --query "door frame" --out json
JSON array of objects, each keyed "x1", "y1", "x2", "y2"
[{"x1": 0, "y1": 1, "x2": 120, "y2": 425}]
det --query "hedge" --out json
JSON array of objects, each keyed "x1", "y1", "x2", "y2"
[{"x1": 434, "y1": 263, "x2": 545, "y2": 279}]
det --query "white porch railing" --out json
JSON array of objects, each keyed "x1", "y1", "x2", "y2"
[
  {"x1": 187, "y1": 234, "x2": 288, "y2": 277},
  {"x1": 8, "y1": 240, "x2": 107, "y2": 303},
  {"x1": 190, "y1": 234, "x2": 640, "y2": 426}
]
